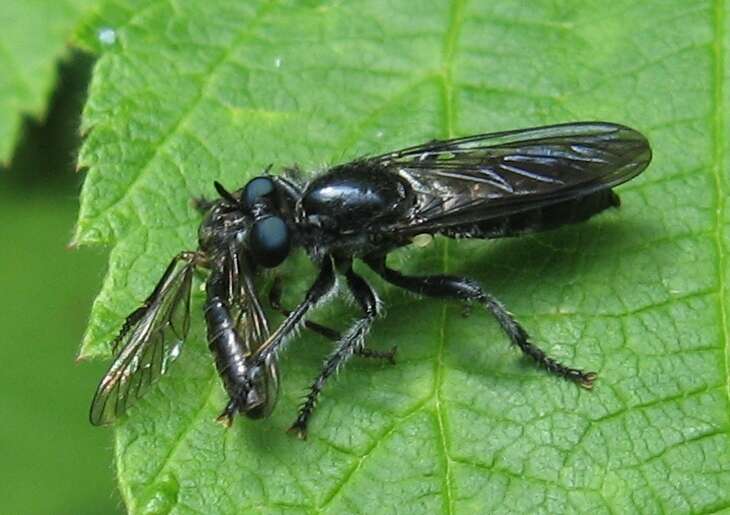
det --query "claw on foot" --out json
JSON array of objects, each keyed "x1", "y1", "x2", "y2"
[
  {"x1": 287, "y1": 422, "x2": 308, "y2": 440},
  {"x1": 578, "y1": 371, "x2": 598, "y2": 390},
  {"x1": 216, "y1": 412, "x2": 233, "y2": 428},
  {"x1": 216, "y1": 399, "x2": 237, "y2": 428},
  {"x1": 358, "y1": 345, "x2": 398, "y2": 364}
]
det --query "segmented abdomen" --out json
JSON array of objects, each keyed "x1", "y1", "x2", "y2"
[{"x1": 204, "y1": 296, "x2": 248, "y2": 398}]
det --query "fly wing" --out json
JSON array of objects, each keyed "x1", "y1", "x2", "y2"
[
  {"x1": 365, "y1": 122, "x2": 651, "y2": 234},
  {"x1": 89, "y1": 255, "x2": 195, "y2": 426},
  {"x1": 226, "y1": 246, "x2": 280, "y2": 416},
  {"x1": 238, "y1": 270, "x2": 271, "y2": 351},
  {"x1": 221, "y1": 244, "x2": 271, "y2": 350}
]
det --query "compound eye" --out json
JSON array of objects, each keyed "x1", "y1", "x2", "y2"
[
  {"x1": 242, "y1": 176, "x2": 275, "y2": 209},
  {"x1": 249, "y1": 216, "x2": 290, "y2": 268}
]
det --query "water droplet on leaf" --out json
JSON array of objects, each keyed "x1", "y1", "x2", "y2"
[{"x1": 98, "y1": 27, "x2": 117, "y2": 46}]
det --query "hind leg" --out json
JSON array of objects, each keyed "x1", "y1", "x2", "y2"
[{"x1": 365, "y1": 255, "x2": 596, "y2": 388}]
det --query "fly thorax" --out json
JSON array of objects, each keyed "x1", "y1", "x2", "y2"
[{"x1": 300, "y1": 165, "x2": 414, "y2": 232}]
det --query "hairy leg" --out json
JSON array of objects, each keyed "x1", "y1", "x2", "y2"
[
  {"x1": 252, "y1": 256, "x2": 337, "y2": 366},
  {"x1": 365, "y1": 255, "x2": 596, "y2": 388},
  {"x1": 268, "y1": 277, "x2": 396, "y2": 362},
  {"x1": 289, "y1": 267, "x2": 381, "y2": 438}
]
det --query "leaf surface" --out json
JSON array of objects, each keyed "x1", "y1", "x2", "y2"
[{"x1": 76, "y1": 1, "x2": 730, "y2": 513}]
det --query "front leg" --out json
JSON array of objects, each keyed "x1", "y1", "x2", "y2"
[
  {"x1": 289, "y1": 266, "x2": 381, "y2": 439},
  {"x1": 365, "y1": 255, "x2": 596, "y2": 388},
  {"x1": 253, "y1": 255, "x2": 336, "y2": 365},
  {"x1": 268, "y1": 277, "x2": 396, "y2": 363}
]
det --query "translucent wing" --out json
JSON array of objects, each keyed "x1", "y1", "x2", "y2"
[
  {"x1": 361, "y1": 122, "x2": 651, "y2": 234},
  {"x1": 219, "y1": 244, "x2": 270, "y2": 349},
  {"x1": 89, "y1": 254, "x2": 196, "y2": 425},
  {"x1": 238, "y1": 267, "x2": 271, "y2": 352},
  {"x1": 220, "y1": 245, "x2": 280, "y2": 417}
]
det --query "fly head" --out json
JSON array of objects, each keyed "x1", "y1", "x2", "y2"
[{"x1": 241, "y1": 175, "x2": 292, "y2": 268}]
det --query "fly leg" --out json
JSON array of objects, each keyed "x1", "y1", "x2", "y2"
[
  {"x1": 267, "y1": 276, "x2": 339, "y2": 340},
  {"x1": 268, "y1": 277, "x2": 396, "y2": 363},
  {"x1": 289, "y1": 266, "x2": 381, "y2": 439},
  {"x1": 365, "y1": 255, "x2": 596, "y2": 389},
  {"x1": 252, "y1": 256, "x2": 337, "y2": 366}
]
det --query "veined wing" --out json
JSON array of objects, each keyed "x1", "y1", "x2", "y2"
[
  {"x1": 363, "y1": 122, "x2": 651, "y2": 234},
  {"x1": 89, "y1": 254, "x2": 196, "y2": 425},
  {"x1": 220, "y1": 244, "x2": 271, "y2": 350},
  {"x1": 222, "y1": 244, "x2": 280, "y2": 417}
]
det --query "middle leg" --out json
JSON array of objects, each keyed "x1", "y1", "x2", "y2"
[
  {"x1": 289, "y1": 266, "x2": 381, "y2": 438},
  {"x1": 268, "y1": 277, "x2": 396, "y2": 362}
]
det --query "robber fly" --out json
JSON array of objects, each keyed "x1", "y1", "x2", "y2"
[{"x1": 90, "y1": 121, "x2": 651, "y2": 438}]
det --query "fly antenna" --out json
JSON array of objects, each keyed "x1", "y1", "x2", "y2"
[{"x1": 214, "y1": 181, "x2": 238, "y2": 205}]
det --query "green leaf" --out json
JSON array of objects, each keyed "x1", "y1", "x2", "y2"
[
  {"x1": 76, "y1": 0, "x2": 730, "y2": 513},
  {"x1": 0, "y1": 0, "x2": 96, "y2": 164}
]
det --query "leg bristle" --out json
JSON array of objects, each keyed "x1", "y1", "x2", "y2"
[{"x1": 362, "y1": 256, "x2": 600, "y2": 393}]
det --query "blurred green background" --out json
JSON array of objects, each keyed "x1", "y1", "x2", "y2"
[{"x1": 0, "y1": 54, "x2": 122, "y2": 514}]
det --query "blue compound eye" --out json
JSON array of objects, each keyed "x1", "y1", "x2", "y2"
[
  {"x1": 242, "y1": 176, "x2": 275, "y2": 209},
  {"x1": 249, "y1": 216, "x2": 290, "y2": 268}
]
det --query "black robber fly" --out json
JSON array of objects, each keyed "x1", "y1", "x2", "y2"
[{"x1": 90, "y1": 121, "x2": 651, "y2": 438}]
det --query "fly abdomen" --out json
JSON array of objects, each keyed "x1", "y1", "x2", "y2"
[
  {"x1": 535, "y1": 189, "x2": 620, "y2": 230},
  {"x1": 442, "y1": 189, "x2": 620, "y2": 239},
  {"x1": 204, "y1": 296, "x2": 249, "y2": 398}
]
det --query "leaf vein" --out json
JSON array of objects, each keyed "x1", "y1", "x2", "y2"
[
  {"x1": 711, "y1": 0, "x2": 730, "y2": 409},
  {"x1": 316, "y1": 401, "x2": 429, "y2": 512},
  {"x1": 83, "y1": 1, "x2": 275, "y2": 242},
  {"x1": 434, "y1": 1, "x2": 467, "y2": 513}
]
